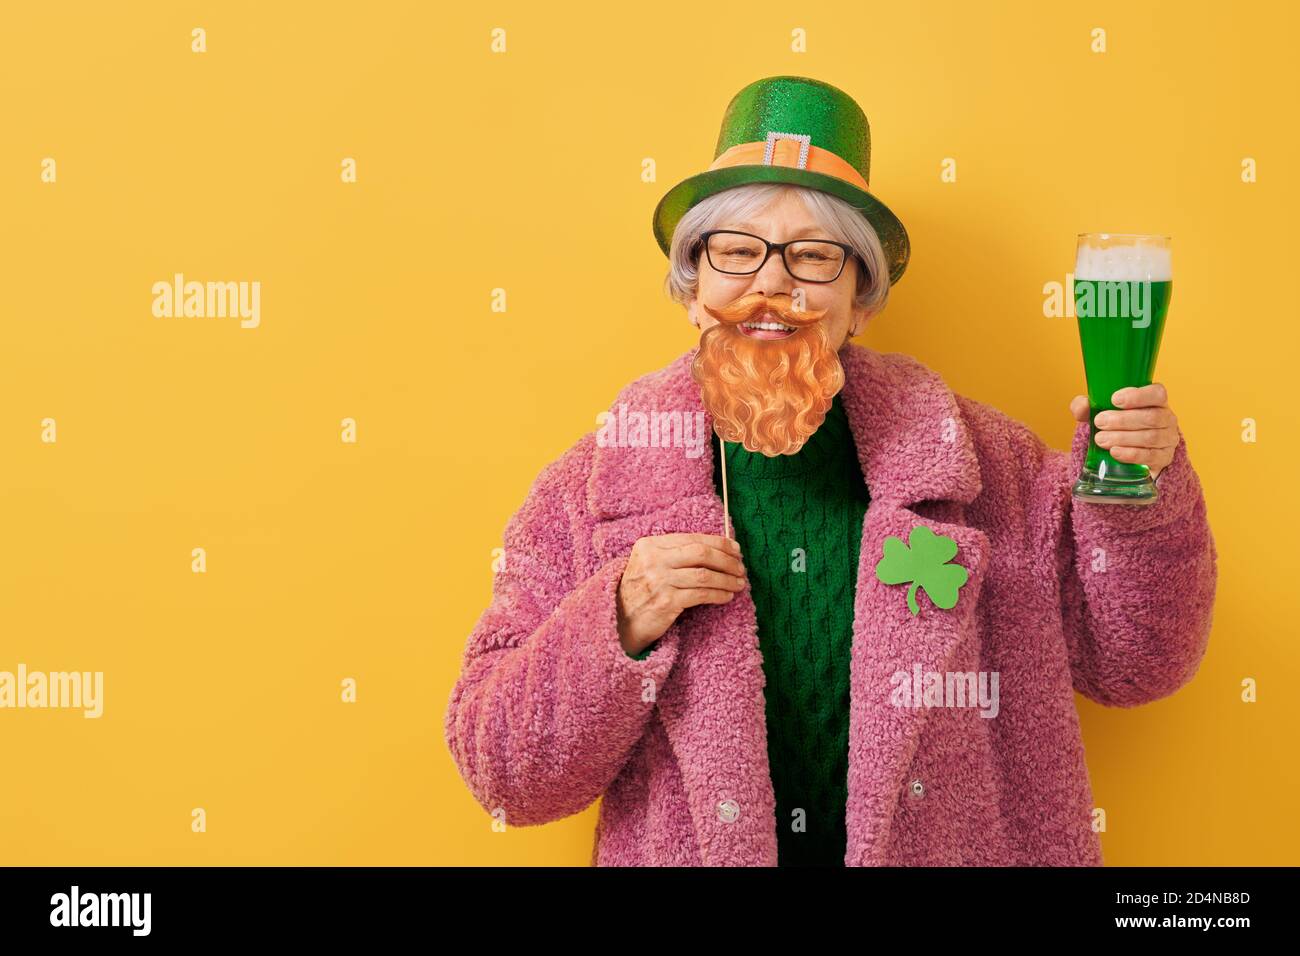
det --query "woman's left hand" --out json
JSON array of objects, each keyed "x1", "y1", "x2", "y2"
[{"x1": 1069, "y1": 382, "x2": 1180, "y2": 481}]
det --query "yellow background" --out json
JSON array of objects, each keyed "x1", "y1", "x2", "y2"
[{"x1": 2, "y1": 0, "x2": 1295, "y2": 865}]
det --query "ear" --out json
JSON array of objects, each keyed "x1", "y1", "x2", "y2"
[
  {"x1": 848, "y1": 305, "x2": 869, "y2": 338},
  {"x1": 846, "y1": 260, "x2": 872, "y2": 338}
]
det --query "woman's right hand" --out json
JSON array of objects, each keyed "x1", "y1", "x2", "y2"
[{"x1": 616, "y1": 533, "x2": 748, "y2": 655}]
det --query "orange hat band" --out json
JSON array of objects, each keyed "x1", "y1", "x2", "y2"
[{"x1": 706, "y1": 133, "x2": 870, "y2": 192}]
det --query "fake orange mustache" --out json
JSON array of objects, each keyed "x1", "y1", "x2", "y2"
[
  {"x1": 699, "y1": 291, "x2": 829, "y2": 330},
  {"x1": 691, "y1": 292, "x2": 845, "y2": 457}
]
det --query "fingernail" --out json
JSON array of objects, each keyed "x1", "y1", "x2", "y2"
[{"x1": 1112, "y1": 390, "x2": 1127, "y2": 406}]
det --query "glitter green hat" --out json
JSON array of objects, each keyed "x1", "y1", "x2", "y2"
[{"x1": 652, "y1": 75, "x2": 911, "y2": 285}]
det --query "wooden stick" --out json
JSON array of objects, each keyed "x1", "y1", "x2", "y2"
[{"x1": 719, "y1": 432, "x2": 731, "y2": 540}]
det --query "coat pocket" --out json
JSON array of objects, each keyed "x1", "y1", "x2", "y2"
[
  {"x1": 887, "y1": 677, "x2": 1015, "y2": 865},
  {"x1": 590, "y1": 493, "x2": 729, "y2": 565}
]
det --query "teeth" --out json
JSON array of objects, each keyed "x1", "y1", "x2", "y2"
[{"x1": 742, "y1": 321, "x2": 795, "y2": 332}]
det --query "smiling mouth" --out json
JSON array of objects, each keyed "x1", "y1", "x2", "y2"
[{"x1": 739, "y1": 312, "x2": 798, "y2": 340}]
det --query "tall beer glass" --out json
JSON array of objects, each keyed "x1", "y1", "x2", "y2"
[{"x1": 1072, "y1": 233, "x2": 1172, "y2": 504}]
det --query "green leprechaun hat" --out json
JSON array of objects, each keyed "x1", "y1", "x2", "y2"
[{"x1": 652, "y1": 75, "x2": 911, "y2": 285}]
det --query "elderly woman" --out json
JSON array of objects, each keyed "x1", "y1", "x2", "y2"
[{"x1": 444, "y1": 76, "x2": 1217, "y2": 867}]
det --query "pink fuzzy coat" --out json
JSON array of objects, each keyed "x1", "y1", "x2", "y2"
[{"x1": 444, "y1": 343, "x2": 1218, "y2": 865}]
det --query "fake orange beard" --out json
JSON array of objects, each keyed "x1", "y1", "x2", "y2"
[{"x1": 691, "y1": 291, "x2": 846, "y2": 457}]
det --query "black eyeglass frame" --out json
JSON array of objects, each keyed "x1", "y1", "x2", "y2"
[{"x1": 696, "y1": 229, "x2": 863, "y2": 285}]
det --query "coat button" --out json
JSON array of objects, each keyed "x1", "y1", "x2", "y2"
[
  {"x1": 909, "y1": 779, "x2": 925, "y2": 798},
  {"x1": 717, "y1": 799, "x2": 740, "y2": 823}
]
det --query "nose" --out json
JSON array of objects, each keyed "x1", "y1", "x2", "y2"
[{"x1": 748, "y1": 246, "x2": 796, "y2": 297}]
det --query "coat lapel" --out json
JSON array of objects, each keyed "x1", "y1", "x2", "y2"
[{"x1": 587, "y1": 343, "x2": 989, "y2": 866}]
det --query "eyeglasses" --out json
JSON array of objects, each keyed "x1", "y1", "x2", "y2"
[{"x1": 698, "y1": 229, "x2": 859, "y2": 284}]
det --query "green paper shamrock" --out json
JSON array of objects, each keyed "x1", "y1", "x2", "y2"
[{"x1": 874, "y1": 525, "x2": 969, "y2": 616}]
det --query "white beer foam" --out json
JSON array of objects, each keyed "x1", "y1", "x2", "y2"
[{"x1": 1076, "y1": 242, "x2": 1171, "y2": 281}]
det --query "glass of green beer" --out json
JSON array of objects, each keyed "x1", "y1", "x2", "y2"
[{"x1": 1072, "y1": 233, "x2": 1172, "y2": 504}]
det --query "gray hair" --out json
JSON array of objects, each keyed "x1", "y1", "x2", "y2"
[{"x1": 662, "y1": 182, "x2": 891, "y2": 316}]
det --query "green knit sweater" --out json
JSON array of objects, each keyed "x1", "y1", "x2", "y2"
[{"x1": 626, "y1": 392, "x2": 870, "y2": 866}]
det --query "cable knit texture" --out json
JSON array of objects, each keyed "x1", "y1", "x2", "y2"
[{"x1": 444, "y1": 343, "x2": 1219, "y2": 866}]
